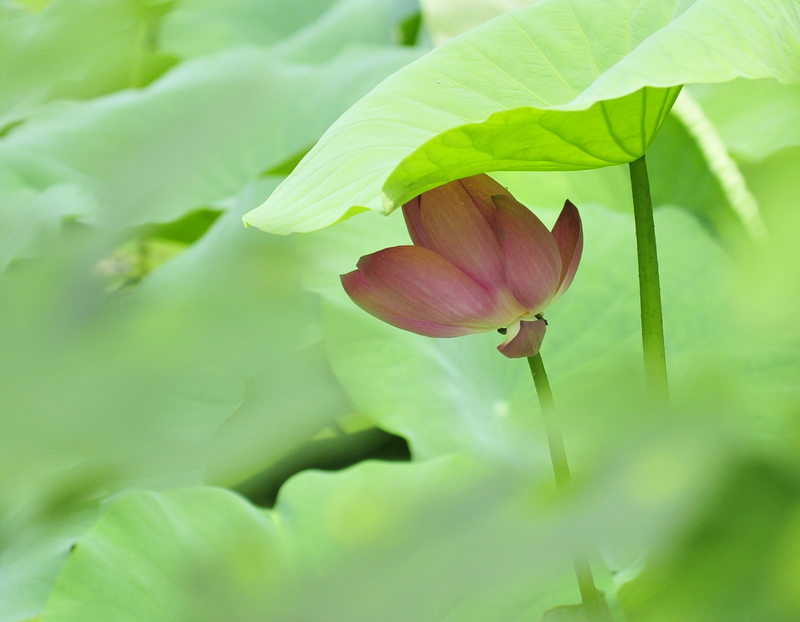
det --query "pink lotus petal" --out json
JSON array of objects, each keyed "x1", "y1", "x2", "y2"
[
  {"x1": 343, "y1": 270, "x2": 477, "y2": 337},
  {"x1": 418, "y1": 181, "x2": 509, "y2": 300},
  {"x1": 493, "y1": 195, "x2": 562, "y2": 313},
  {"x1": 497, "y1": 319, "x2": 547, "y2": 358},
  {"x1": 401, "y1": 196, "x2": 428, "y2": 247},
  {"x1": 551, "y1": 200, "x2": 583, "y2": 300},
  {"x1": 459, "y1": 174, "x2": 512, "y2": 227},
  {"x1": 341, "y1": 246, "x2": 511, "y2": 337}
]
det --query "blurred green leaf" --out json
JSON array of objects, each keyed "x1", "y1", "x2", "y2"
[
  {"x1": 0, "y1": 180, "x2": 349, "y2": 499},
  {"x1": 0, "y1": 500, "x2": 98, "y2": 622},
  {"x1": 419, "y1": 0, "x2": 535, "y2": 45},
  {"x1": 40, "y1": 458, "x2": 598, "y2": 622},
  {"x1": 161, "y1": 0, "x2": 422, "y2": 61},
  {"x1": 204, "y1": 338, "x2": 356, "y2": 490},
  {"x1": 144, "y1": 208, "x2": 222, "y2": 246},
  {"x1": 40, "y1": 487, "x2": 283, "y2": 622},
  {"x1": 396, "y1": 10, "x2": 422, "y2": 46},
  {"x1": 619, "y1": 459, "x2": 800, "y2": 622},
  {"x1": 160, "y1": 0, "x2": 340, "y2": 58},
  {"x1": 245, "y1": 0, "x2": 800, "y2": 234},
  {"x1": 645, "y1": 115, "x2": 746, "y2": 240},
  {"x1": 0, "y1": 44, "x2": 420, "y2": 265},
  {"x1": 39, "y1": 421, "x2": 753, "y2": 622},
  {"x1": 271, "y1": 0, "x2": 425, "y2": 63},
  {"x1": 227, "y1": 426, "x2": 410, "y2": 507},
  {"x1": 0, "y1": 45, "x2": 423, "y2": 299},
  {"x1": 688, "y1": 78, "x2": 800, "y2": 163},
  {"x1": 541, "y1": 603, "x2": 588, "y2": 621},
  {"x1": 0, "y1": 0, "x2": 176, "y2": 127},
  {"x1": 0, "y1": 183, "x2": 100, "y2": 271}
]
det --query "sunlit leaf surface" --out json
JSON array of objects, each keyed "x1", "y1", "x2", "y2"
[{"x1": 245, "y1": 0, "x2": 800, "y2": 233}]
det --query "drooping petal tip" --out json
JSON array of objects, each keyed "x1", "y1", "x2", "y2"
[{"x1": 497, "y1": 319, "x2": 547, "y2": 358}]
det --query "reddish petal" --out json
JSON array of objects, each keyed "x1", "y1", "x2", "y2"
[
  {"x1": 551, "y1": 200, "x2": 583, "y2": 300},
  {"x1": 418, "y1": 180, "x2": 510, "y2": 301},
  {"x1": 401, "y1": 196, "x2": 428, "y2": 247},
  {"x1": 497, "y1": 319, "x2": 547, "y2": 358},
  {"x1": 493, "y1": 195, "x2": 562, "y2": 313},
  {"x1": 342, "y1": 269, "x2": 474, "y2": 337},
  {"x1": 341, "y1": 246, "x2": 511, "y2": 337},
  {"x1": 458, "y1": 174, "x2": 512, "y2": 227}
]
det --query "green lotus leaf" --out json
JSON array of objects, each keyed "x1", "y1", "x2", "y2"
[{"x1": 244, "y1": 0, "x2": 800, "y2": 234}]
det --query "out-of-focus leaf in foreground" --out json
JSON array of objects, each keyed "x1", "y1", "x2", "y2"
[
  {"x1": 0, "y1": 181, "x2": 349, "y2": 497},
  {"x1": 0, "y1": 498, "x2": 98, "y2": 622},
  {"x1": 41, "y1": 422, "x2": 789, "y2": 621},
  {"x1": 40, "y1": 487, "x2": 282, "y2": 622},
  {"x1": 244, "y1": 0, "x2": 800, "y2": 234},
  {"x1": 620, "y1": 460, "x2": 800, "y2": 622},
  {"x1": 39, "y1": 435, "x2": 727, "y2": 622},
  {"x1": 0, "y1": 0, "x2": 427, "y2": 615}
]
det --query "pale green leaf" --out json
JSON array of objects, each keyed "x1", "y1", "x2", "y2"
[
  {"x1": 541, "y1": 603, "x2": 588, "y2": 621},
  {"x1": 0, "y1": 46, "x2": 420, "y2": 241},
  {"x1": 0, "y1": 0, "x2": 176, "y2": 128},
  {"x1": 160, "y1": 0, "x2": 339, "y2": 58},
  {"x1": 40, "y1": 488, "x2": 283, "y2": 622},
  {"x1": 0, "y1": 180, "x2": 348, "y2": 501},
  {"x1": 688, "y1": 78, "x2": 800, "y2": 163},
  {"x1": 669, "y1": 91, "x2": 765, "y2": 238},
  {"x1": 245, "y1": 0, "x2": 800, "y2": 234},
  {"x1": 40, "y1": 460, "x2": 620, "y2": 622},
  {"x1": 39, "y1": 437, "x2": 737, "y2": 621},
  {"x1": 0, "y1": 502, "x2": 98, "y2": 622},
  {"x1": 161, "y1": 0, "x2": 420, "y2": 61},
  {"x1": 619, "y1": 460, "x2": 800, "y2": 622},
  {"x1": 419, "y1": 0, "x2": 536, "y2": 45},
  {"x1": 273, "y1": 0, "x2": 423, "y2": 63}
]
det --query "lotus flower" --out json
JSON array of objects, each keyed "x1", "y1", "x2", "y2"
[{"x1": 340, "y1": 174, "x2": 582, "y2": 358}]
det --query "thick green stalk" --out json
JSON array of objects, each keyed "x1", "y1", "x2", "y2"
[
  {"x1": 628, "y1": 155, "x2": 670, "y2": 403},
  {"x1": 527, "y1": 353, "x2": 612, "y2": 622}
]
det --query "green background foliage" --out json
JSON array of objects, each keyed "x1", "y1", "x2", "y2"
[{"x1": 1, "y1": 0, "x2": 799, "y2": 621}]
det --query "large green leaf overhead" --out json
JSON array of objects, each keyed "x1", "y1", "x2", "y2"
[{"x1": 244, "y1": 0, "x2": 800, "y2": 234}]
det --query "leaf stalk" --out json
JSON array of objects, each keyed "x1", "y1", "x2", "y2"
[
  {"x1": 628, "y1": 155, "x2": 670, "y2": 403},
  {"x1": 527, "y1": 353, "x2": 612, "y2": 622}
]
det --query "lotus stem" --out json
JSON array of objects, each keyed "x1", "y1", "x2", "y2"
[
  {"x1": 628, "y1": 155, "x2": 670, "y2": 403},
  {"x1": 527, "y1": 353, "x2": 612, "y2": 622}
]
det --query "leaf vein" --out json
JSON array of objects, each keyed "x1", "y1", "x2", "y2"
[{"x1": 506, "y1": 14, "x2": 579, "y2": 98}]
